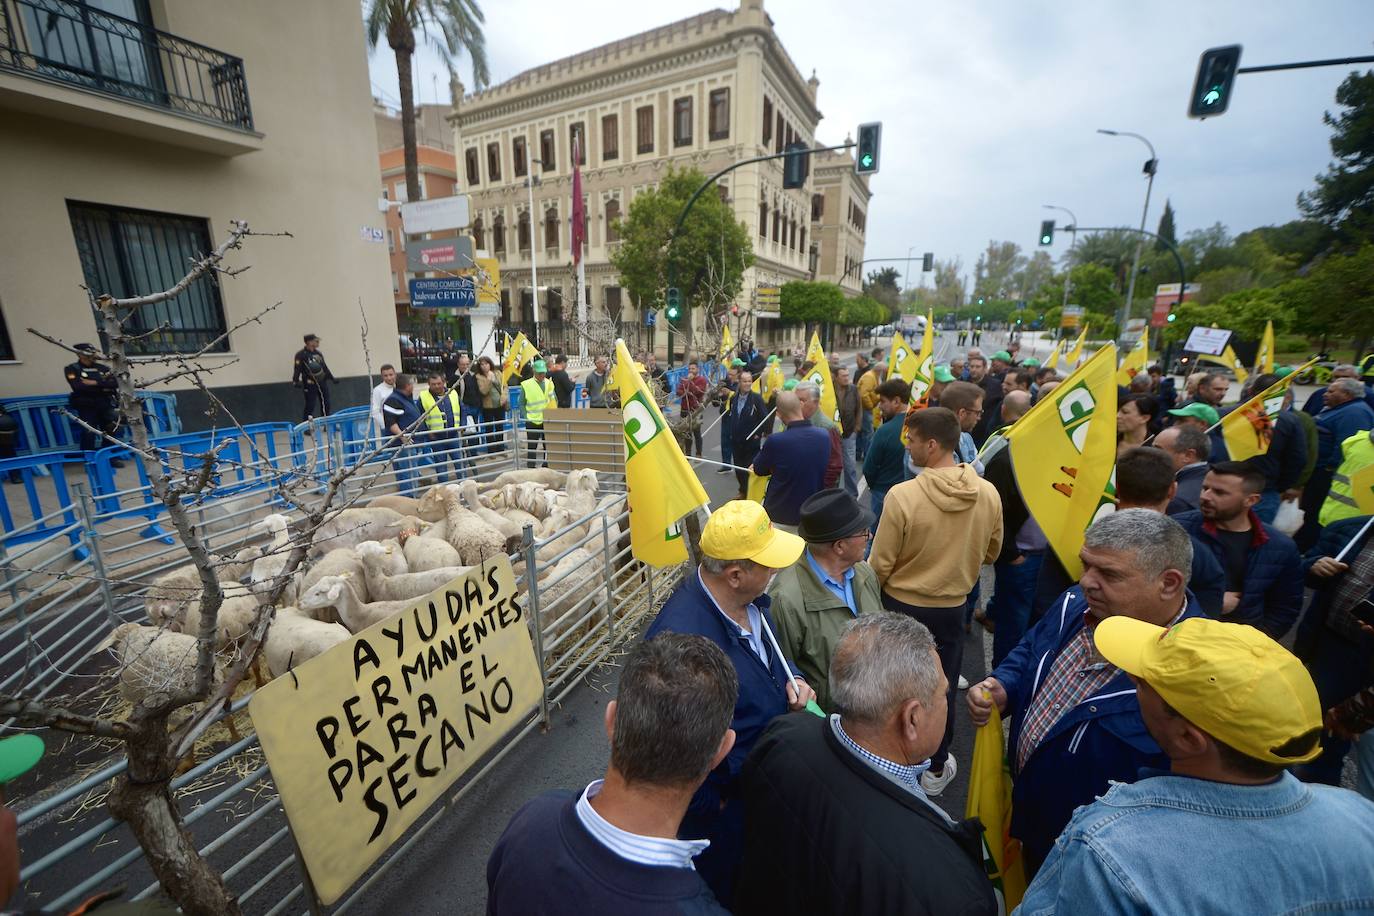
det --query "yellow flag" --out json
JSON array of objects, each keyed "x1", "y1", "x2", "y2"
[
  {"x1": 1116, "y1": 335, "x2": 1149, "y2": 387},
  {"x1": 747, "y1": 470, "x2": 770, "y2": 503},
  {"x1": 887, "y1": 331, "x2": 919, "y2": 384},
  {"x1": 966, "y1": 705, "x2": 1027, "y2": 912},
  {"x1": 1044, "y1": 344, "x2": 1061, "y2": 371},
  {"x1": 754, "y1": 361, "x2": 785, "y2": 400},
  {"x1": 719, "y1": 324, "x2": 734, "y2": 363},
  {"x1": 1255, "y1": 320, "x2": 1275, "y2": 375},
  {"x1": 804, "y1": 332, "x2": 840, "y2": 424},
  {"x1": 613, "y1": 339, "x2": 709, "y2": 566},
  {"x1": 502, "y1": 332, "x2": 539, "y2": 384},
  {"x1": 1065, "y1": 324, "x2": 1089, "y2": 367},
  {"x1": 476, "y1": 257, "x2": 501, "y2": 304},
  {"x1": 1219, "y1": 359, "x2": 1316, "y2": 462},
  {"x1": 1197, "y1": 344, "x2": 1249, "y2": 388},
  {"x1": 909, "y1": 311, "x2": 937, "y2": 404},
  {"x1": 1006, "y1": 344, "x2": 1119, "y2": 579}
]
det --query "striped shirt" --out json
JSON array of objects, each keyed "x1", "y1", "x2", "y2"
[{"x1": 574, "y1": 780, "x2": 709, "y2": 869}]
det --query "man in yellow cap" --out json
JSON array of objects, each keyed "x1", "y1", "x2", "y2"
[
  {"x1": 644, "y1": 500, "x2": 815, "y2": 906},
  {"x1": 1019, "y1": 616, "x2": 1374, "y2": 913}
]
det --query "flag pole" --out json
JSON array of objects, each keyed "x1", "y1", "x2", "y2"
[{"x1": 1334, "y1": 515, "x2": 1374, "y2": 564}]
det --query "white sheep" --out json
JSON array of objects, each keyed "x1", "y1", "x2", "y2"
[
  {"x1": 398, "y1": 527, "x2": 463, "y2": 572},
  {"x1": 97, "y1": 622, "x2": 220, "y2": 708},
  {"x1": 454, "y1": 481, "x2": 525, "y2": 541},
  {"x1": 366, "y1": 493, "x2": 424, "y2": 518},
  {"x1": 478, "y1": 468, "x2": 567, "y2": 492},
  {"x1": 553, "y1": 469, "x2": 599, "y2": 518},
  {"x1": 307, "y1": 507, "x2": 411, "y2": 556},
  {"x1": 247, "y1": 514, "x2": 299, "y2": 605},
  {"x1": 437, "y1": 486, "x2": 509, "y2": 566},
  {"x1": 355, "y1": 541, "x2": 468, "y2": 602},
  {"x1": 535, "y1": 547, "x2": 608, "y2": 643},
  {"x1": 300, "y1": 547, "x2": 367, "y2": 604},
  {"x1": 262, "y1": 607, "x2": 350, "y2": 678},
  {"x1": 299, "y1": 575, "x2": 418, "y2": 633},
  {"x1": 493, "y1": 481, "x2": 556, "y2": 520}
]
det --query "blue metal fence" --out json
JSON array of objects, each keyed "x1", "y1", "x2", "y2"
[{"x1": 1, "y1": 392, "x2": 181, "y2": 457}]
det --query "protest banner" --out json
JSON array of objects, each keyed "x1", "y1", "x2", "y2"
[{"x1": 249, "y1": 558, "x2": 540, "y2": 904}]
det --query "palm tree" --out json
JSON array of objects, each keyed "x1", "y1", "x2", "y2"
[{"x1": 365, "y1": 0, "x2": 490, "y2": 203}]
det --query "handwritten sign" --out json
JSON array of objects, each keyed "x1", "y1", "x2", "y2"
[{"x1": 249, "y1": 558, "x2": 539, "y2": 903}]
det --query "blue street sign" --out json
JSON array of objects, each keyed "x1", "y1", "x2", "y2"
[
  {"x1": 645, "y1": 312, "x2": 656, "y2": 327},
  {"x1": 409, "y1": 276, "x2": 476, "y2": 308}
]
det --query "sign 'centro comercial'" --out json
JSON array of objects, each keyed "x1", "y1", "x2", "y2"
[{"x1": 249, "y1": 558, "x2": 539, "y2": 904}]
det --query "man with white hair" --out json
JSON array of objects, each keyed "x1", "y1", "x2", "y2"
[
  {"x1": 968, "y1": 509, "x2": 1206, "y2": 876},
  {"x1": 737, "y1": 614, "x2": 996, "y2": 915},
  {"x1": 1298, "y1": 376, "x2": 1374, "y2": 549},
  {"x1": 795, "y1": 380, "x2": 843, "y2": 488}
]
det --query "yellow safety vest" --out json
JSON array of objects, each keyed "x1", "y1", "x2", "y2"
[
  {"x1": 417, "y1": 388, "x2": 461, "y2": 433},
  {"x1": 1321, "y1": 430, "x2": 1374, "y2": 526},
  {"x1": 520, "y1": 377, "x2": 555, "y2": 425}
]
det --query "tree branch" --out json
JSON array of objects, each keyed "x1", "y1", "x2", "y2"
[{"x1": 0, "y1": 696, "x2": 133, "y2": 739}]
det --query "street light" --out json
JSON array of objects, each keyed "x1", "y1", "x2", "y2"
[
  {"x1": 902, "y1": 244, "x2": 918, "y2": 291},
  {"x1": 1097, "y1": 129, "x2": 1158, "y2": 344},
  {"x1": 524, "y1": 159, "x2": 551, "y2": 325},
  {"x1": 1043, "y1": 204, "x2": 1079, "y2": 320}
]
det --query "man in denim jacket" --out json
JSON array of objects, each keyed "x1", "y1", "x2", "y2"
[{"x1": 1018, "y1": 616, "x2": 1374, "y2": 914}]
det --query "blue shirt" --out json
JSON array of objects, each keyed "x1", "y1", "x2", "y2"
[
  {"x1": 697, "y1": 570, "x2": 769, "y2": 665},
  {"x1": 805, "y1": 550, "x2": 856, "y2": 616}
]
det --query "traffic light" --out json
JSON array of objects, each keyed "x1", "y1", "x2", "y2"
[
  {"x1": 855, "y1": 122, "x2": 881, "y2": 175},
  {"x1": 1039, "y1": 220, "x2": 1055, "y2": 246},
  {"x1": 665, "y1": 287, "x2": 681, "y2": 321},
  {"x1": 977, "y1": 297, "x2": 985, "y2": 306},
  {"x1": 1189, "y1": 45, "x2": 1242, "y2": 119},
  {"x1": 922, "y1": 252, "x2": 934, "y2": 272},
  {"x1": 783, "y1": 141, "x2": 810, "y2": 189},
  {"x1": 1167, "y1": 312, "x2": 1178, "y2": 323}
]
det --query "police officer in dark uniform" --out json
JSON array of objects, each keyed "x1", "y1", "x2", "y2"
[
  {"x1": 292, "y1": 333, "x2": 337, "y2": 422},
  {"x1": 64, "y1": 343, "x2": 125, "y2": 464}
]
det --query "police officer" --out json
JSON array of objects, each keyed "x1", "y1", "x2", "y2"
[
  {"x1": 292, "y1": 333, "x2": 336, "y2": 422},
  {"x1": 64, "y1": 343, "x2": 123, "y2": 463}
]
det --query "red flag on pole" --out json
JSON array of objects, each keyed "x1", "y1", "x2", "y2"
[{"x1": 570, "y1": 133, "x2": 586, "y2": 268}]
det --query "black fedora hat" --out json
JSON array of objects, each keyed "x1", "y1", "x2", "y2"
[{"x1": 798, "y1": 488, "x2": 875, "y2": 543}]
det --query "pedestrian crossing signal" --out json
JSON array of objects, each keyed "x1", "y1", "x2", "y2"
[
  {"x1": 855, "y1": 122, "x2": 881, "y2": 175},
  {"x1": 1189, "y1": 45, "x2": 1242, "y2": 119}
]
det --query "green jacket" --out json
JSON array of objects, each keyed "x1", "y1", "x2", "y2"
[{"x1": 768, "y1": 554, "x2": 883, "y2": 712}]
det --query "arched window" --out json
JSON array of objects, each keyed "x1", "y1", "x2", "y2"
[
  {"x1": 492, "y1": 214, "x2": 505, "y2": 253},
  {"x1": 605, "y1": 199, "x2": 621, "y2": 243},
  {"x1": 472, "y1": 217, "x2": 484, "y2": 251},
  {"x1": 544, "y1": 207, "x2": 559, "y2": 249},
  {"x1": 758, "y1": 201, "x2": 768, "y2": 238},
  {"x1": 517, "y1": 211, "x2": 531, "y2": 251}
]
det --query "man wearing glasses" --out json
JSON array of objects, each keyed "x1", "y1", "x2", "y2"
[{"x1": 768, "y1": 489, "x2": 884, "y2": 712}]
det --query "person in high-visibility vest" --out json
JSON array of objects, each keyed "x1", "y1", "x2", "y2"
[
  {"x1": 1320, "y1": 430, "x2": 1374, "y2": 527},
  {"x1": 520, "y1": 359, "x2": 556, "y2": 468},
  {"x1": 417, "y1": 370, "x2": 467, "y2": 481}
]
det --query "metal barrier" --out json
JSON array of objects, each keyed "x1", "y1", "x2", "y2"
[
  {"x1": 5, "y1": 423, "x2": 680, "y2": 914},
  {"x1": 0, "y1": 453, "x2": 89, "y2": 554},
  {"x1": 0, "y1": 392, "x2": 181, "y2": 457}
]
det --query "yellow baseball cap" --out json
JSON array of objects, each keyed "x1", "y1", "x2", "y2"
[
  {"x1": 701, "y1": 500, "x2": 805, "y2": 569},
  {"x1": 1094, "y1": 617, "x2": 1322, "y2": 765}
]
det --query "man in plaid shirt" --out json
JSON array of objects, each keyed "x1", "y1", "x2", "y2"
[{"x1": 967, "y1": 509, "x2": 1205, "y2": 877}]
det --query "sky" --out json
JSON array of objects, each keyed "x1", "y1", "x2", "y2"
[{"x1": 366, "y1": 0, "x2": 1374, "y2": 292}]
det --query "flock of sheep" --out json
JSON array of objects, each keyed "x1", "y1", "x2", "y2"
[{"x1": 100, "y1": 468, "x2": 621, "y2": 716}]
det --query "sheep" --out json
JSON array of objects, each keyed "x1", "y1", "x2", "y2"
[
  {"x1": 455, "y1": 481, "x2": 525, "y2": 541},
  {"x1": 97, "y1": 622, "x2": 220, "y2": 708},
  {"x1": 247, "y1": 514, "x2": 299, "y2": 605},
  {"x1": 307, "y1": 507, "x2": 410, "y2": 556},
  {"x1": 553, "y1": 469, "x2": 599, "y2": 518},
  {"x1": 177, "y1": 593, "x2": 264, "y2": 648},
  {"x1": 397, "y1": 527, "x2": 462, "y2": 572},
  {"x1": 262, "y1": 607, "x2": 350, "y2": 678},
  {"x1": 144, "y1": 557, "x2": 252, "y2": 629},
  {"x1": 300, "y1": 547, "x2": 367, "y2": 603},
  {"x1": 355, "y1": 541, "x2": 468, "y2": 602},
  {"x1": 437, "y1": 486, "x2": 509, "y2": 566},
  {"x1": 533, "y1": 547, "x2": 608, "y2": 643},
  {"x1": 298, "y1": 575, "x2": 418, "y2": 634},
  {"x1": 366, "y1": 493, "x2": 424, "y2": 518},
  {"x1": 477, "y1": 468, "x2": 567, "y2": 492},
  {"x1": 537, "y1": 508, "x2": 591, "y2": 560},
  {"x1": 493, "y1": 481, "x2": 556, "y2": 520}
]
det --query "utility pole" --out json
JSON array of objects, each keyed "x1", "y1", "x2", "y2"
[{"x1": 1098, "y1": 129, "x2": 1157, "y2": 344}]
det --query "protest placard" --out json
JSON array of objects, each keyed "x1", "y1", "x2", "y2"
[{"x1": 249, "y1": 557, "x2": 539, "y2": 904}]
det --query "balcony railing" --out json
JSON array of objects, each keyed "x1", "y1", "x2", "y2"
[{"x1": 0, "y1": 0, "x2": 253, "y2": 131}]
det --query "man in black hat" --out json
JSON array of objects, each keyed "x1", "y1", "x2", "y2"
[
  {"x1": 64, "y1": 343, "x2": 123, "y2": 463},
  {"x1": 292, "y1": 333, "x2": 336, "y2": 422},
  {"x1": 767, "y1": 488, "x2": 884, "y2": 711}
]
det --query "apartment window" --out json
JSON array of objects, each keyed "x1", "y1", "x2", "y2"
[
  {"x1": 569, "y1": 122, "x2": 585, "y2": 166},
  {"x1": 386, "y1": 228, "x2": 395, "y2": 252},
  {"x1": 673, "y1": 96, "x2": 692, "y2": 147},
  {"x1": 486, "y1": 142, "x2": 501, "y2": 182},
  {"x1": 544, "y1": 207, "x2": 559, "y2": 249},
  {"x1": 709, "y1": 88, "x2": 729, "y2": 140},
  {"x1": 636, "y1": 105, "x2": 654, "y2": 154},
  {"x1": 759, "y1": 201, "x2": 768, "y2": 238},
  {"x1": 517, "y1": 211, "x2": 531, "y2": 251},
  {"x1": 762, "y1": 96, "x2": 772, "y2": 145},
  {"x1": 465, "y1": 148, "x2": 480, "y2": 186},
  {"x1": 513, "y1": 135, "x2": 528, "y2": 177},
  {"x1": 717, "y1": 184, "x2": 729, "y2": 203},
  {"x1": 605, "y1": 199, "x2": 621, "y2": 243},
  {"x1": 602, "y1": 114, "x2": 619, "y2": 161},
  {"x1": 539, "y1": 129, "x2": 555, "y2": 170},
  {"x1": 775, "y1": 113, "x2": 784, "y2": 154},
  {"x1": 393, "y1": 181, "x2": 408, "y2": 202},
  {"x1": 492, "y1": 214, "x2": 505, "y2": 253},
  {"x1": 472, "y1": 217, "x2": 485, "y2": 250},
  {"x1": 68, "y1": 202, "x2": 228, "y2": 355}
]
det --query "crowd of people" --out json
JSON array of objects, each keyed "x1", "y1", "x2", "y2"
[{"x1": 485, "y1": 334, "x2": 1374, "y2": 914}]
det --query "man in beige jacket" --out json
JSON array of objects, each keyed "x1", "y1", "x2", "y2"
[{"x1": 870, "y1": 406, "x2": 1002, "y2": 796}]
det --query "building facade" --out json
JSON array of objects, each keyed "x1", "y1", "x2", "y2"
[
  {"x1": 450, "y1": 0, "x2": 864, "y2": 360},
  {"x1": 0, "y1": 0, "x2": 396, "y2": 425},
  {"x1": 810, "y1": 147, "x2": 870, "y2": 294}
]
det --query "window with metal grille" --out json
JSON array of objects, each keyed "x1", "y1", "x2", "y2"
[
  {"x1": 544, "y1": 208, "x2": 559, "y2": 249},
  {"x1": 492, "y1": 214, "x2": 506, "y2": 253},
  {"x1": 605, "y1": 199, "x2": 621, "y2": 243},
  {"x1": 812, "y1": 193, "x2": 824, "y2": 221},
  {"x1": 486, "y1": 142, "x2": 501, "y2": 182},
  {"x1": 513, "y1": 135, "x2": 528, "y2": 177},
  {"x1": 518, "y1": 211, "x2": 531, "y2": 251},
  {"x1": 709, "y1": 88, "x2": 729, "y2": 140},
  {"x1": 636, "y1": 105, "x2": 653, "y2": 154},
  {"x1": 67, "y1": 201, "x2": 228, "y2": 355},
  {"x1": 673, "y1": 96, "x2": 692, "y2": 147},
  {"x1": 539, "y1": 129, "x2": 555, "y2": 170},
  {"x1": 465, "y1": 148, "x2": 480, "y2": 185},
  {"x1": 602, "y1": 114, "x2": 618, "y2": 161}
]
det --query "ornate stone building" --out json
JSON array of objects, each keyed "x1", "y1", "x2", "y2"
[
  {"x1": 810, "y1": 147, "x2": 870, "y2": 294},
  {"x1": 450, "y1": 0, "x2": 868, "y2": 358}
]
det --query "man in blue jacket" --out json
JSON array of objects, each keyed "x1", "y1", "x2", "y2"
[
  {"x1": 644, "y1": 500, "x2": 814, "y2": 905},
  {"x1": 1297, "y1": 376, "x2": 1374, "y2": 549},
  {"x1": 1173, "y1": 461, "x2": 1304, "y2": 639},
  {"x1": 967, "y1": 509, "x2": 1205, "y2": 876}
]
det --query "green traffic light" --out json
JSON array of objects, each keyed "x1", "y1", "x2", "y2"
[
  {"x1": 1167, "y1": 313, "x2": 1177, "y2": 322},
  {"x1": 860, "y1": 153, "x2": 874, "y2": 168},
  {"x1": 1203, "y1": 87, "x2": 1222, "y2": 106},
  {"x1": 1040, "y1": 234, "x2": 1051, "y2": 244}
]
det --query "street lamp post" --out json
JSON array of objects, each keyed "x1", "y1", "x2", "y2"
[
  {"x1": 1042, "y1": 203, "x2": 1079, "y2": 309},
  {"x1": 524, "y1": 159, "x2": 551, "y2": 327},
  {"x1": 1097, "y1": 129, "x2": 1157, "y2": 344},
  {"x1": 902, "y1": 244, "x2": 918, "y2": 292}
]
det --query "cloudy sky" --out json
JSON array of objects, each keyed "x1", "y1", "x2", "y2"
[{"x1": 367, "y1": 0, "x2": 1373, "y2": 289}]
